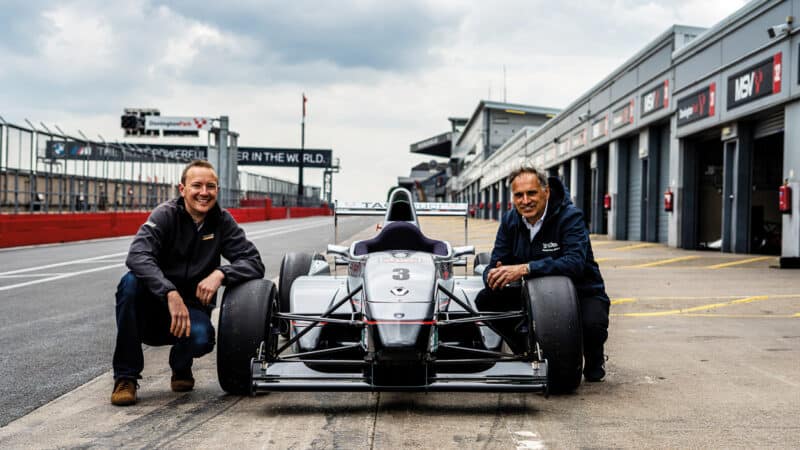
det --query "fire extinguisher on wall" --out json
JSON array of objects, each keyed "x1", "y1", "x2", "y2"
[
  {"x1": 603, "y1": 193, "x2": 611, "y2": 210},
  {"x1": 664, "y1": 189, "x2": 674, "y2": 212},
  {"x1": 779, "y1": 180, "x2": 791, "y2": 214}
]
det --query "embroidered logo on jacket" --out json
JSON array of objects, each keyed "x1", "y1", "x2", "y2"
[
  {"x1": 202, "y1": 233, "x2": 215, "y2": 241},
  {"x1": 542, "y1": 242, "x2": 560, "y2": 252}
]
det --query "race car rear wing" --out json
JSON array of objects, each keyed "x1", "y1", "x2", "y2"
[
  {"x1": 333, "y1": 194, "x2": 470, "y2": 246},
  {"x1": 334, "y1": 201, "x2": 468, "y2": 217}
]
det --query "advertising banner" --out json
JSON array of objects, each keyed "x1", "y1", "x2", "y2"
[
  {"x1": 145, "y1": 116, "x2": 213, "y2": 131},
  {"x1": 591, "y1": 115, "x2": 608, "y2": 140},
  {"x1": 641, "y1": 80, "x2": 669, "y2": 117},
  {"x1": 677, "y1": 83, "x2": 716, "y2": 127},
  {"x1": 45, "y1": 142, "x2": 332, "y2": 168},
  {"x1": 726, "y1": 53, "x2": 781, "y2": 110},
  {"x1": 237, "y1": 148, "x2": 332, "y2": 167},
  {"x1": 611, "y1": 100, "x2": 635, "y2": 130}
]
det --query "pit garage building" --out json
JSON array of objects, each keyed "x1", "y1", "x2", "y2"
[{"x1": 447, "y1": 0, "x2": 800, "y2": 267}]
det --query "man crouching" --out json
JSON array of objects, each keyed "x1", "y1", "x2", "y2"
[
  {"x1": 111, "y1": 160, "x2": 265, "y2": 406},
  {"x1": 478, "y1": 164, "x2": 610, "y2": 382}
]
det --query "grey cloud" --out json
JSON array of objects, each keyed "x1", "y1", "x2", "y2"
[{"x1": 152, "y1": 1, "x2": 463, "y2": 71}]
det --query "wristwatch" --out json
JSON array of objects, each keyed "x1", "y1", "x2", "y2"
[{"x1": 523, "y1": 264, "x2": 530, "y2": 276}]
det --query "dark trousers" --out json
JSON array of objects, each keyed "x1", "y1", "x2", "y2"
[
  {"x1": 475, "y1": 285, "x2": 609, "y2": 358},
  {"x1": 113, "y1": 272, "x2": 215, "y2": 380}
]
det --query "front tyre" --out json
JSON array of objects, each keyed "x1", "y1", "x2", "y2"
[
  {"x1": 278, "y1": 252, "x2": 313, "y2": 338},
  {"x1": 217, "y1": 279, "x2": 277, "y2": 395},
  {"x1": 525, "y1": 276, "x2": 583, "y2": 394}
]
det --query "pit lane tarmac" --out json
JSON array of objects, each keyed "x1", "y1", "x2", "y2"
[{"x1": 0, "y1": 217, "x2": 797, "y2": 449}]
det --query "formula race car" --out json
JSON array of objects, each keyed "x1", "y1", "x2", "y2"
[{"x1": 216, "y1": 188, "x2": 583, "y2": 395}]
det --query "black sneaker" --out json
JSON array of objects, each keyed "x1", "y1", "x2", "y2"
[{"x1": 584, "y1": 354, "x2": 607, "y2": 382}]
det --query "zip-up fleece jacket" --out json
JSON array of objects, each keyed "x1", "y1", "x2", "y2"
[
  {"x1": 126, "y1": 197, "x2": 265, "y2": 310},
  {"x1": 483, "y1": 177, "x2": 609, "y2": 302}
]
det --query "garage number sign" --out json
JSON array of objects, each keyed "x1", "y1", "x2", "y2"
[
  {"x1": 726, "y1": 53, "x2": 781, "y2": 110},
  {"x1": 677, "y1": 83, "x2": 716, "y2": 127}
]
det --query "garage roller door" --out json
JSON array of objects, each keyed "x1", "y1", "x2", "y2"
[
  {"x1": 657, "y1": 127, "x2": 670, "y2": 243},
  {"x1": 626, "y1": 144, "x2": 642, "y2": 241}
]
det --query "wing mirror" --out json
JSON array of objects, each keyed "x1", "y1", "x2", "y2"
[
  {"x1": 326, "y1": 244, "x2": 349, "y2": 257},
  {"x1": 452, "y1": 245, "x2": 475, "y2": 258}
]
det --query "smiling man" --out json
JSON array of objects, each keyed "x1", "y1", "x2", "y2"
[
  {"x1": 111, "y1": 160, "x2": 264, "y2": 406},
  {"x1": 477, "y1": 164, "x2": 610, "y2": 382}
]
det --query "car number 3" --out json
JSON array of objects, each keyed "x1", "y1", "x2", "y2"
[{"x1": 392, "y1": 268, "x2": 410, "y2": 280}]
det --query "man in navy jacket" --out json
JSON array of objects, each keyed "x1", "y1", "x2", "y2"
[{"x1": 479, "y1": 165, "x2": 610, "y2": 381}]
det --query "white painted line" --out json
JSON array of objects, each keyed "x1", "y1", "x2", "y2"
[
  {"x1": 0, "y1": 273, "x2": 69, "y2": 278},
  {"x1": 0, "y1": 252, "x2": 129, "y2": 276},
  {"x1": 511, "y1": 430, "x2": 546, "y2": 449},
  {"x1": 0, "y1": 264, "x2": 126, "y2": 292},
  {"x1": 0, "y1": 220, "x2": 337, "y2": 292}
]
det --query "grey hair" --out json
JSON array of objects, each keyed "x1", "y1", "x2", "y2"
[{"x1": 508, "y1": 163, "x2": 548, "y2": 188}]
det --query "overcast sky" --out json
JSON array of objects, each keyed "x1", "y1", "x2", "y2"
[{"x1": 0, "y1": 0, "x2": 748, "y2": 202}]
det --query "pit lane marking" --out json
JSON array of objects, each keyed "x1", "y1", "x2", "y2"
[
  {"x1": 705, "y1": 256, "x2": 774, "y2": 269},
  {"x1": 613, "y1": 243, "x2": 658, "y2": 251},
  {"x1": 509, "y1": 430, "x2": 546, "y2": 450},
  {"x1": 611, "y1": 298, "x2": 636, "y2": 305},
  {"x1": 623, "y1": 255, "x2": 700, "y2": 268},
  {"x1": 0, "y1": 251, "x2": 128, "y2": 276},
  {"x1": 0, "y1": 273, "x2": 69, "y2": 278},
  {"x1": 680, "y1": 313, "x2": 799, "y2": 318},
  {"x1": 617, "y1": 295, "x2": 769, "y2": 317},
  {"x1": 594, "y1": 257, "x2": 618, "y2": 264},
  {"x1": 0, "y1": 263, "x2": 127, "y2": 292}
]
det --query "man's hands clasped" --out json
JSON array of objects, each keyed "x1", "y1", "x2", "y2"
[
  {"x1": 166, "y1": 269, "x2": 225, "y2": 337},
  {"x1": 486, "y1": 261, "x2": 529, "y2": 290}
]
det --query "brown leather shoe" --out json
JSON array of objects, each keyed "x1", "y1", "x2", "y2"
[
  {"x1": 111, "y1": 378, "x2": 138, "y2": 406},
  {"x1": 171, "y1": 369, "x2": 195, "y2": 392}
]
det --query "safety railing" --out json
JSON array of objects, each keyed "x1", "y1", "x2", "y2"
[{"x1": 0, "y1": 120, "x2": 322, "y2": 213}]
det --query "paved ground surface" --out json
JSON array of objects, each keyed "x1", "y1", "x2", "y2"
[
  {"x1": 0, "y1": 216, "x2": 374, "y2": 427},
  {"x1": 1, "y1": 216, "x2": 798, "y2": 449}
]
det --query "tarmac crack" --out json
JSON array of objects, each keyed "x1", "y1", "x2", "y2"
[{"x1": 368, "y1": 392, "x2": 380, "y2": 450}]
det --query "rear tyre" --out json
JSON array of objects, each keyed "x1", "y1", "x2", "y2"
[
  {"x1": 525, "y1": 276, "x2": 583, "y2": 394},
  {"x1": 278, "y1": 252, "x2": 313, "y2": 337},
  {"x1": 217, "y1": 279, "x2": 277, "y2": 395}
]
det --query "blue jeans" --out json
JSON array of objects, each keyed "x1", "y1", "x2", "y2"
[{"x1": 113, "y1": 272, "x2": 215, "y2": 380}]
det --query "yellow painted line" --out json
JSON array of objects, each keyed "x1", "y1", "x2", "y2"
[
  {"x1": 595, "y1": 257, "x2": 618, "y2": 263},
  {"x1": 681, "y1": 313, "x2": 798, "y2": 318},
  {"x1": 706, "y1": 256, "x2": 773, "y2": 269},
  {"x1": 590, "y1": 241, "x2": 615, "y2": 246},
  {"x1": 621, "y1": 295, "x2": 769, "y2": 317},
  {"x1": 613, "y1": 243, "x2": 657, "y2": 251},
  {"x1": 624, "y1": 255, "x2": 700, "y2": 269},
  {"x1": 611, "y1": 298, "x2": 636, "y2": 305},
  {"x1": 612, "y1": 312, "x2": 797, "y2": 319},
  {"x1": 618, "y1": 293, "x2": 800, "y2": 301}
]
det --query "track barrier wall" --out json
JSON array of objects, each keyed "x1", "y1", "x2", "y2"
[{"x1": 0, "y1": 198, "x2": 332, "y2": 248}]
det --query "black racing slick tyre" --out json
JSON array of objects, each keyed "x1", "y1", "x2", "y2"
[
  {"x1": 278, "y1": 252, "x2": 313, "y2": 337},
  {"x1": 217, "y1": 279, "x2": 277, "y2": 395},
  {"x1": 525, "y1": 276, "x2": 583, "y2": 394}
]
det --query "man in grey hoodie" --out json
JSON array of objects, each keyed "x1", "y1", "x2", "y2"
[{"x1": 111, "y1": 160, "x2": 264, "y2": 406}]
